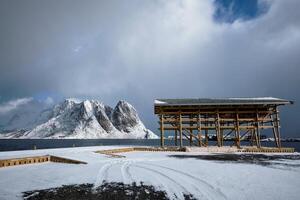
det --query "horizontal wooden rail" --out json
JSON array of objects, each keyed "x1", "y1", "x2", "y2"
[
  {"x1": 0, "y1": 155, "x2": 87, "y2": 168},
  {"x1": 161, "y1": 118, "x2": 275, "y2": 122},
  {"x1": 160, "y1": 125, "x2": 276, "y2": 130},
  {"x1": 238, "y1": 147, "x2": 294, "y2": 153},
  {"x1": 95, "y1": 146, "x2": 295, "y2": 158},
  {"x1": 155, "y1": 111, "x2": 276, "y2": 115},
  {"x1": 94, "y1": 147, "x2": 186, "y2": 157}
]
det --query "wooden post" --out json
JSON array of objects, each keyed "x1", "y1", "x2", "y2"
[
  {"x1": 250, "y1": 129, "x2": 255, "y2": 146},
  {"x1": 216, "y1": 110, "x2": 221, "y2": 147},
  {"x1": 197, "y1": 112, "x2": 202, "y2": 147},
  {"x1": 205, "y1": 130, "x2": 208, "y2": 146},
  {"x1": 160, "y1": 115, "x2": 164, "y2": 147},
  {"x1": 175, "y1": 129, "x2": 178, "y2": 146},
  {"x1": 189, "y1": 115, "x2": 193, "y2": 146},
  {"x1": 205, "y1": 114, "x2": 208, "y2": 146},
  {"x1": 271, "y1": 112, "x2": 279, "y2": 148},
  {"x1": 255, "y1": 110, "x2": 261, "y2": 148},
  {"x1": 220, "y1": 129, "x2": 224, "y2": 146},
  {"x1": 179, "y1": 113, "x2": 183, "y2": 148},
  {"x1": 189, "y1": 130, "x2": 193, "y2": 146},
  {"x1": 235, "y1": 112, "x2": 241, "y2": 148},
  {"x1": 275, "y1": 107, "x2": 282, "y2": 148}
]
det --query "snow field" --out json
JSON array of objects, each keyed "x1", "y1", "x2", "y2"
[{"x1": 0, "y1": 146, "x2": 300, "y2": 200}]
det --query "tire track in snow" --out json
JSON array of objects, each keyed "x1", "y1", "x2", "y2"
[
  {"x1": 94, "y1": 161, "x2": 115, "y2": 187},
  {"x1": 140, "y1": 162, "x2": 227, "y2": 200},
  {"x1": 132, "y1": 164, "x2": 189, "y2": 199},
  {"x1": 121, "y1": 161, "x2": 133, "y2": 184}
]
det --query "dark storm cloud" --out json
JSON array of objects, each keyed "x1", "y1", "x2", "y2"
[{"x1": 0, "y1": 0, "x2": 299, "y2": 136}]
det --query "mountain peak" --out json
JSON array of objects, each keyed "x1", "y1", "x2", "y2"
[
  {"x1": 112, "y1": 100, "x2": 141, "y2": 132},
  {"x1": 1, "y1": 98, "x2": 158, "y2": 139}
]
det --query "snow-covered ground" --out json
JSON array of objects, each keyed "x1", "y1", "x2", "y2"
[{"x1": 0, "y1": 146, "x2": 300, "y2": 200}]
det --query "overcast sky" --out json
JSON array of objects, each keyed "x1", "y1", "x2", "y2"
[{"x1": 0, "y1": 0, "x2": 299, "y2": 137}]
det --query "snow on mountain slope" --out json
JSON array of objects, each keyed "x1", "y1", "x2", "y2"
[{"x1": 0, "y1": 99, "x2": 158, "y2": 139}]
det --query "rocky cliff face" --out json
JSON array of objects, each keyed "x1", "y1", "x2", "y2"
[
  {"x1": 111, "y1": 100, "x2": 141, "y2": 132},
  {"x1": 0, "y1": 99, "x2": 158, "y2": 139}
]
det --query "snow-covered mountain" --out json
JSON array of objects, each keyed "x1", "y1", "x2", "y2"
[{"x1": 0, "y1": 99, "x2": 158, "y2": 139}]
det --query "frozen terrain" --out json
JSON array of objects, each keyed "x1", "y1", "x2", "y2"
[
  {"x1": 0, "y1": 146, "x2": 300, "y2": 200},
  {"x1": 0, "y1": 99, "x2": 157, "y2": 139}
]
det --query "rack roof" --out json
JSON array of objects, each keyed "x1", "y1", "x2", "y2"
[{"x1": 154, "y1": 97, "x2": 293, "y2": 106}]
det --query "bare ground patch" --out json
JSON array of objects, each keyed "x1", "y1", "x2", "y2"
[
  {"x1": 169, "y1": 154, "x2": 300, "y2": 167},
  {"x1": 23, "y1": 182, "x2": 196, "y2": 200}
]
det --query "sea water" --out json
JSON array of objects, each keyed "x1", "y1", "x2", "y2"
[{"x1": 0, "y1": 139, "x2": 299, "y2": 152}]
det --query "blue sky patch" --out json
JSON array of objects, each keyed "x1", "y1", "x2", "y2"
[{"x1": 214, "y1": 0, "x2": 270, "y2": 23}]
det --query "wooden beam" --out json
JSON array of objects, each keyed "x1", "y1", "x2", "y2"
[
  {"x1": 160, "y1": 125, "x2": 275, "y2": 130},
  {"x1": 155, "y1": 110, "x2": 275, "y2": 115}
]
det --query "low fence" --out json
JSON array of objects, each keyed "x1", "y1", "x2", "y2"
[
  {"x1": 95, "y1": 146, "x2": 295, "y2": 158},
  {"x1": 0, "y1": 155, "x2": 87, "y2": 168},
  {"x1": 238, "y1": 147, "x2": 294, "y2": 153}
]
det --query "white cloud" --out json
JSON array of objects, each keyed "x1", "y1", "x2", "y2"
[
  {"x1": 43, "y1": 97, "x2": 54, "y2": 105},
  {"x1": 0, "y1": 97, "x2": 33, "y2": 114}
]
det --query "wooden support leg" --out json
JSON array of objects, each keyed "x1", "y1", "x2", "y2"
[
  {"x1": 189, "y1": 130, "x2": 193, "y2": 146},
  {"x1": 197, "y1": 113, "x2": 202, "y2": 147},
  {"x1": 175, "y1": 129, "x2": 178, "y2": 146},
  {"x1": 160, "y1": 115, "x2": 164, "y2": 148},
  {"x1": 220, "y1": 129, "x2": 224, "y2": 146},
  {"x1": 216, "y1": 111, "x2": 221, "y2": 147},
  {"x1": 205, "y1": 130, "x2": 208, "y2": 147},
  {"x1": 198, "y1": 133, "x2": 202, "y2": 147},
  {"x1": 271, "y1": 113, "x2": 279, "y2": 147},
  {"x1": 251, "y1": 129, "x2": 255, "y2": 146},
  {"x1": 235, "y1": 112, "x2": 240, "y2": 148},
  {"x1": 255, "y1": 110, "x2": 261, "y2": 148},
  {"x1": 275, "y1": 107, "x2": 282, "y2": 148},
  {"x1": 189, "y1": 115, "x2": 193, "y2": 146},
  {"x1": 179, "y1": 114, "x2": 183, "y2": 148}
]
